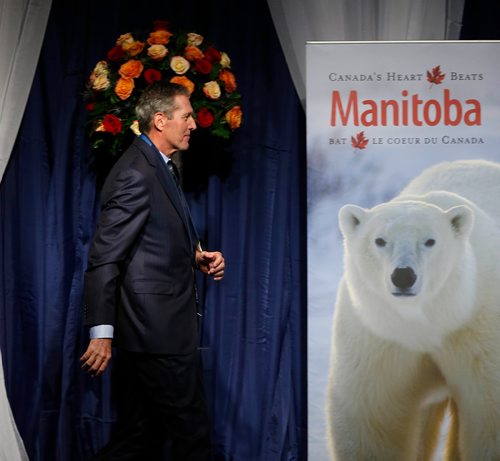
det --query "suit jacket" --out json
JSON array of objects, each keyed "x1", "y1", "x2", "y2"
[{"x1": 83, "y1": 136, "x2": 199, "y2": 354}]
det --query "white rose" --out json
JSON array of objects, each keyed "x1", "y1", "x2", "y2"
[
  {"x1": 170, "y1": 56, "x2": 190, "y2": 75},
  {"x1": 220, "y1": 52, "x2": 231, "y2": 69}
]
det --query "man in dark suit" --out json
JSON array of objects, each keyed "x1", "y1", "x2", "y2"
[{"x1": 80, "y1": 82, "x2": 224, "y2": 460}]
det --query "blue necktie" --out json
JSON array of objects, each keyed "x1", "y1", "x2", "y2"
[
  {"x1": 166, "y1": 159, "x2": 199, "y2": 245},
  {"x1": 166, "y1": 159, "x2": 181, "y2": 185}
]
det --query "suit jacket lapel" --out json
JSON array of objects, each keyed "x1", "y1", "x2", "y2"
[{"x1": 134, "y1": 137, "x2": 190, "y2": 234}]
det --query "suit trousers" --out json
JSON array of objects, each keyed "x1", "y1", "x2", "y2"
[{"x1": 93, "y1": 348, "x2": 213, "y2": 461}]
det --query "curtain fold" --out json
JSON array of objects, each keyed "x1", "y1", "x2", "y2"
[
  {"x1": 0, "y1": 2, "x2": 52, "y2": 457},
  {"x1": 0, "y1": 354, "x2": 28, "y2": 460},
  {"x1": 267, "y1": 0, "x2": 466, "y2": 106},
  {"x1": 0, "y1": 0, "x2": 52, "y2": 181}
]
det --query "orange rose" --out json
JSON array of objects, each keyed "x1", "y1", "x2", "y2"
[
  {"x1": 147, "y1": 30, "x2": 172, "y2": 45},
  {"x1": 115, "y1": 77, "x2": 135, "y2": 100},
  {"x1": 170, "y1": 76, "x2": 195, "y2": 95},
  {"x1": 127, "y1": 41, "x2": 145, "y2": 57},
  {"x1": 118, "y1": 59, "x2": 144, "y2": 79},
  {"x1": 219, "y1": 69, "x2": 237, "y2": 93},
  {"x1": 147, "y1": 44, "x2": 168, "y2": 61},
  {"x1": 225, "y1": 106, "x2": 242, "y2": 130},
  {"x1": 184, "y1": 45, "x2": 204, "y2": 62}
]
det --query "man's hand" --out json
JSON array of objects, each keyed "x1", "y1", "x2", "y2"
[
  {"x1": 80, "y1": 338, "x2": 112, "y2": 377},
  {"x1": 196, "y1": 250, "x2": 225, "y2": 280}
]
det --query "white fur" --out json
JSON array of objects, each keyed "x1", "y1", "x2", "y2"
[{"x1": 327, "y1": 159, "x2": 500, "y2": 460}]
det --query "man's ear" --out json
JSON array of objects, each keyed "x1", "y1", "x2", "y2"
[
  {"x1": 152, "y1": 112, "x2": 166, "y2": 131},
  {"x1": 338, "y1": 204, "x2": 367, "y2": 237}
]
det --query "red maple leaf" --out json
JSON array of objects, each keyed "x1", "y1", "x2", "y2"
[
  {"x1": 351, "y1": 131, "x2": 368, "y2": 150},
  {"x1": 426, "y1": 65, "x2": 445, "y2": 85}
]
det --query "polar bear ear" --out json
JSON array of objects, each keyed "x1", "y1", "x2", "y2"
[
  {"x1": 445, "y1": 205, "x2": 474, "y2": 239},
  {"x1": 338, "y1": 204, "x2": 367, "y2": 237}
]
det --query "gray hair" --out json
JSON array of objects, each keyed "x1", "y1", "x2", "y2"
[{"x1": 135, "y1": 82, "x2": 190, "y2": 133}]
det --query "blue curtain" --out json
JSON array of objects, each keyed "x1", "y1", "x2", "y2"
[{"x1": 0, "y1": 0, "x2": 306, "y2": 460}]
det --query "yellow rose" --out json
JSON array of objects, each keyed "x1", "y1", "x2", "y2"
[
  {"x1": 170, "y1": 76, "x2": 195, "y2": 95},
  {"x1": 93, "y1": 60, "x2": 109, "y2": 77},
  {"x1": 203, "y1": 81, "x2": 221, "y2": 100},
  {"x1": 147, "y1": 44, "x2": 168, "y2": 61},
  {"x1": 89, "y1": 60, "x2": 109, "y2": 87},
  {"x1": 225, "y1": 105, "x2": 242, "y2": 130},
  {"x1": 95, "y1": 121, "x2": 105, "y2": 132},
  {"x1": 118, "y1": 59, "x2": 144, "y2": 79},
  {"x1": 220, "y1": 52, "x2": 231, "y2": 69},
  {"x1": 91, "y1": 74, "x2": 110, "y2": 91},
  {"x1": 116, "y1": 33, "x2": 134, "y2": 48},
  {"x1": 130, "y1": 120, "x2": 141, "y2": 136},
  {"x1": 186, "y1": 33, "x2": 204, "y2": 47},
  {"x1": 115, "y1": 77, "x2": 135, "y2": 100},
  {"x1": 170, "y1": 56, "x2": 190, "y2": 75}
]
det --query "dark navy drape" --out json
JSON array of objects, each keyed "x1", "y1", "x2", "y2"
[{"x1": 0, "y1": 0, "x2": 306, "y2": 460}]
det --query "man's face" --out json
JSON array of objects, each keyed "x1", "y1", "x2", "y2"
[{"x1": 162, "y1": 95, "x2": 197, "y2": 154}]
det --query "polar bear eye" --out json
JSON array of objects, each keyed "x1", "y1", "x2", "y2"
[
  {"x1": 425, "y1": 238, "x2": 436, "y2": 247},
  {"x1": 375, "y1": 238, "x2": 387, "y2": 247}
]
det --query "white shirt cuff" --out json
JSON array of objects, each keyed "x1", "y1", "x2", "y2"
[{"x1": 89, "y1": 325, "x2": 114, "y2": 339}]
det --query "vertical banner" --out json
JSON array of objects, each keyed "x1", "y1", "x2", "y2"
[{"x1": 306, "y1": 41, "x2": 500, "y2": 460}]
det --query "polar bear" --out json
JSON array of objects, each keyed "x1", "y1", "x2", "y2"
[{"x1": 327, "y1": 159, "x2": 500, "y2": 461}]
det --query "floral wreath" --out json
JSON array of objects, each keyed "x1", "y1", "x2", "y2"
[{"x1": 83, "y1": 20, "x2": 243, "y2": 157}]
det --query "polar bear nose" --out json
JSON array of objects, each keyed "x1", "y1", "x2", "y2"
[{"x1": 391, "y1": 267, "x2": 417, "y2": 289}]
